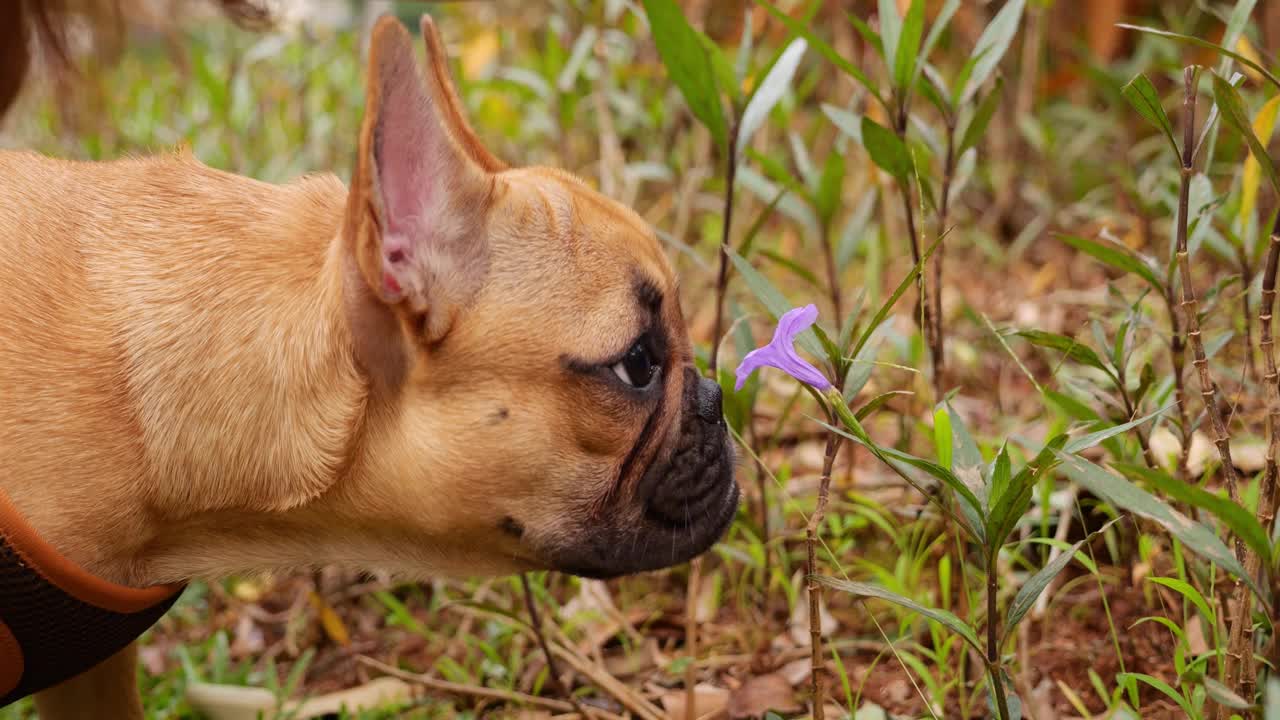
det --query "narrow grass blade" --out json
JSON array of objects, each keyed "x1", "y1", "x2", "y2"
[
  {"x1": 814, "y1": 576, "x2": 984, "y2": 654},
  {"x1": 1004, "y1": 517, "x2": 1120, "y2": 639},
  {"x1": 737, "y1": 37, "x2": 807, "y2": 157},
  {"x1": 1118, "y1": 24, "x2": 1280, "y2": 93},
  {"x1": 1121, "y1": 74, "x2": 1179, "y2": 159},
  {"x1": 1053, "y1": 451, "x2": 1265, "y2": 600},
  {"x1": 1115, "y1": 462, "x2": 1271, "y2": 566}
]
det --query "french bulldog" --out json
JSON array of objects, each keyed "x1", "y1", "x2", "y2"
[{"x1": 0, "y1": 14, "x2": 738, "y2": 718}]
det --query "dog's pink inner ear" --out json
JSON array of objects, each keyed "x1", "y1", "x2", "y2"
[{"x1": 371, "y1": 57, "x2": 446, "y2": 305}]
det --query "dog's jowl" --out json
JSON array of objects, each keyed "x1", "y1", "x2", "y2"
[{"x1": 0, "y1": 14, "x2": 738, "y2": 718}]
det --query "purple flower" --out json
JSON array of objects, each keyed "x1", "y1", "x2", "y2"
[{"x1": 735, "y1": 304, "x2": 832, "y2": 391}]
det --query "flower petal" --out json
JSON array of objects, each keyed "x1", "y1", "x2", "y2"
[
  {"x1": 733, "y1": 304, "x2": 831, "y2": 391},
  {"x1": 734, "y1": 346, "x2": 771, "y2": 391},
  {"x1": 772, "y1": 343, "x2": 832, "y2": 390},
  {"x1": 773, "y1": 304, "x2": 820, "y2": 344}
]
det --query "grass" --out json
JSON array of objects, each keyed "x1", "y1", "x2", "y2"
[{"x1": 6, "y1": 0, "x2": 1280, "y2": 718}]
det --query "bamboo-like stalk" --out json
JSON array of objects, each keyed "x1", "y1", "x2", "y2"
[
  {"x1": 1170, "y1": 67, "x2": 1242, "y2": 717},
  {"x1": 1232, "y1": 234, "x2": 1280, "y2": 702},
  {"x1": 1173, "y1": 68, "x2": 1240, "y2": 503}
]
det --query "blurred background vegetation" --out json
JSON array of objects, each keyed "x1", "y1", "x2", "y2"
[{"x1": 6, "y1": 0, "x2": 1280, "y2": 718}]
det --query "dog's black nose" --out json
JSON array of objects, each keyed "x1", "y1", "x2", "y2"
[{"x1": 695, "y1": 376, "x2": 724, "y2": 424}]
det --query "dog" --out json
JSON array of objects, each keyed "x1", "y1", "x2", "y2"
[{"x1": 0, "y1": 12, "x2": 739, "y2": 718}]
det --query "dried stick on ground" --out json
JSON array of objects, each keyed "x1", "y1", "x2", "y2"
[
  {"x1": 356, "y1": 655, "x2": 597, "y2": 716},
  {"x1": 1171, "y1": 67, "x2": 1243, "y2": 717}
]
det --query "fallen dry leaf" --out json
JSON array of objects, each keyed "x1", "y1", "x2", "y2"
[
  {"x1": 778, "y1": 657, "x2": 811, "y2": 686},
  {"x1": 308, "y1": 590, "x2": 351, "y2": 647},
  {"x1": 229, "y1": 613, "x2": 265, "y2": 657},
  {"x1": 1187, "y1": 614, "x2": 1209, "y2": 656},
  {"x1": 289, "y1": 677, "x2": 414, "y2": 718},
  {"x1": 661, "y1": 683, "x2": 729, "y2": 720},
  {"x1": 853, "y1": 702, "x2": 887, "y2": 720},
  {"x1": 727, "y1": 673, "x2": 801, "y2": 718}
]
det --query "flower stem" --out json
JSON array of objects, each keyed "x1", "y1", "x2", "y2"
[
  {"x1": 708, "y1": 120, "x2": 740, "y2": 374},
  {"x1": 986, "y1": 555, "x2": 1011, "y2": 720},
  {"x1": 807, "y1": 427, "x2": 842, "y2": 720}
]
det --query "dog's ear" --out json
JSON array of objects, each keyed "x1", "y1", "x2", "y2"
[{"x1": 344, "y1": 15, "x2": 505, "y2": 346}]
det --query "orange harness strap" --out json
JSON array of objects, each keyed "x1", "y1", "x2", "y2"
[{"x1": 0, "y1": 490, "x2": 184, "y2": 705}]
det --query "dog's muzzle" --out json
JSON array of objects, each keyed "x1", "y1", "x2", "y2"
[{"x1": 547, "y1": 370, "x2": 740, "y2": 579}]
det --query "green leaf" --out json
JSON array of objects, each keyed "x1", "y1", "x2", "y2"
[
  {"x1": 917, "y1": 67, "x2": 953, "y2": 117},
  {"x1": 1212, "y1": 73, "x2": 1280, "y2": 200},
  {"x1": 757, "y1": 0, "x2": 886, "y2": 111},
  {"x1": 878, "y1": 0, "x2": 903, "y2": 87},
  {"x1": 817, "y1": 415, "x2": 985, "y2": 540},
  {"x1": 823, "y1": 103, "x2": 862, "y2": 143},
  {"x1": 1060, "y1": 233, "x2": 1162, "y2": 291},
  {"x1": 1152, "y1": 573, "x2": 1208, "y2": 625},
  {"x1": 917, "y1": 0, "x2": 960, "y2": 85},
  {"x1": 1203, "y1": 676, "x2": 1253, "y2": 710},
  {"x1": 1004, "y1": 517, "x2": 1120, "y2": 639},
  {"x1": 960, "y1": 0, "x2": 1025, "y2": 103},
  {"x1": 1116, "y1": 673, "x2": 1196, "y2": 718},
  {"x1": 861, "y1": 116, "x2": 913, "y2": 181},
  {"x1": 947, "y1": 402, "x2": 985, "y2": 479},
  {"x1": 987, "y1": 443, "x2": 1013, "y2": 524},
  {"x1": 815, "y1": 152, "x2": 846, "y2": 226},
  {"x1": 1062, "y1": 406, "x2": 1167, "y2": 455},
  {"x1": 737, "y1": 37, "x2": 808, "y2": 157},
  {"x1": 1015, "y1": 330, "x2": 1113, "y2": 378},
  {"x1": 958, "y1": 77, "x2": 1003, "y2": 155},
  {"x1": 1121, "y1": 74, "x2": 1180, "y2": 160},
  {"x1": 988, "y1": 435, "x2": 1067, "y2": 547},
  {"x1": 893, "y1": 0, "x2": 926, "y2": 93},
  {"x1": 1118, "y1": 23, "x2": 1280, "y2": 94},
  {"x1": 734, "y1": 6, "x2": 754, "y2": 86},
  {"x1": 725, "y1": 246, "x2": 826, "y2": 359},
  {"x1": 851, "y1": 235, "x2": 942, "y2": 360},
  {"x1": 934, "y1": 406, "x2": 954, "y2": 470},
  {"x1": 642, "y1": 0, "x2": 728, "y2": 150},
  {"x1": 1115, "y1": 462, "x2": 1271, "y2": 566},
  {"x1": 855, "y1": 390, "x2": 909, "y2": 421},
  {"x1": 813, "y1": 577, "x2": 983, "y2": 653},
  {"x1": 1052, "y1": 451, "x2": 1265, "y2": 601}
]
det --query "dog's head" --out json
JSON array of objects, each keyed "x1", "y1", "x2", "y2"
[{"x1": 337, "y1": 15, "x2": 738, "y2": 579}]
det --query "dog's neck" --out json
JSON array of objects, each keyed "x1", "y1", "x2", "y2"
[{"x1": 5, "y1": 164, "x2": 385, "y2": 587}]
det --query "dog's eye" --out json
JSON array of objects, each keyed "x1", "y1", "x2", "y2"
[{"x1": 611, "y1": 338, "x2": 658, "y2": 388}]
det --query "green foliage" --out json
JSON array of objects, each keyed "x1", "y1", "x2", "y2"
[{"x1": 641, "y1": 0, "x2": 728, "y2": 150}]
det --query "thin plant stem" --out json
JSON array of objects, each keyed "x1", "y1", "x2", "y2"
[
  {"x1": 807, "y1": 424, "x2": 844, "y2": 720},
  {"x1": 684, "y1": 558, "x2": 702, "y2": 720},
  {"x1": 519, "y1": 574, "x2": 591, "y2": 719},
  {"x1": 1238, "y1": 246, "x2": 1259, "y2": 381},
  {"x1": 986, "y1": 552, "x2": 1011, "y2": 720},
  {"x1": 708, "y1": 119, "x2": 741, "y2": 374},
  {"x1": 932, "y1": 124, "x2": 956, "y2": 395},
  {"x1": 1163, "y1": 286, "x2": 1193, "y2": 480},
  {"x1": 819, "y1": 222, "x2": 844, "y2": 329}
]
